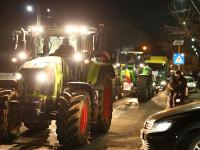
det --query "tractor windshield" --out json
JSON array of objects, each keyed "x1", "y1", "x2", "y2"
[
  {"x1": 120, "y1": 53, "x2": 145, "y2": 65},
  {"x1": 147, "y1": 63, "x2": 165, "y2": 71}
]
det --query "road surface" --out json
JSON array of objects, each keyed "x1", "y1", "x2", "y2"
[{"x1": 0, "y1": 90, "x2": 199, "y2": 150}]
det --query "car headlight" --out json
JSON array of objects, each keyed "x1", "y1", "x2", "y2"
[
  {"x1": 193, "y1": 83, "x2": 197, "y2": 87},
  {"x1": 151, "y1": 120, "x2": 172, "y2": 133},
  {"x1": 37, "y1": 72, "x2": 47, "y2": 82},
  {"x1": 161, "y1": 81, "x2": 167, "y2": 85}
]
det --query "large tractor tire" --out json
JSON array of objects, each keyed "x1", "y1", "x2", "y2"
[
  {"x1": 56, "y1": 90, "x2": 91, "y2": 146},
  {"x1": 92, "y1": 79, "x2": 113, "y2": 133},
  {"x1": 136, "y1": 75, "x2": 150, "y2": 103},
  {"x1": 24, "y1": 121, "x2": 51, "y2": 131},
  {"x1": 0, "y1": 90, "x2": 21, "y2": 141},
  {"x1": 148, "y1": 76, "x2": 154, "y2": 99}
]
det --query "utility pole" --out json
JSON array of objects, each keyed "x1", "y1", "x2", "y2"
[
  {"x1": 173, "y1": 40, "x2": 184, "y2": 70},
  {"x1": 36, "y1": 2, "x2": 41, "y2": 26},
  {"x1": 178, "y1": 45, "x2": 181, "y2": 70}
]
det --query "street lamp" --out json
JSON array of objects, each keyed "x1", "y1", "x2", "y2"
[
  {"x1": 47, "y1": 8, "x2": 51, "y2": 13},
  {"x1": 26, "y1": 4, "x2": 41, "y2": 26}
]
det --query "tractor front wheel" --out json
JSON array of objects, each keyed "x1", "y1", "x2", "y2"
[
  {"x1": 0, "y1": 90, "x2": 21, "y2": 141},
  {"x1": 56, "y1": 91, "x2": 91, "y2": 146},
  {"x1": 136, "y1": 75, "x2": 149, "y2": 103}
]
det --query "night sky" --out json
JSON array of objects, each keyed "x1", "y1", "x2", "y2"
[{"x1": 0, "y1": 0, "x2": 170, "y2": 60}]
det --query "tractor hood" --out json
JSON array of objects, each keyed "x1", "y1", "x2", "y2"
[
  {"x1": 0, "y1": 73, "x2": 17, "y2": 88},
  {"x1": 21, "y1": 56, "x2": 62, "y2": 69}
]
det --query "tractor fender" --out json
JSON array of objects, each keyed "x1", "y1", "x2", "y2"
[
  {"x1": 86, "y1": 62, "x2": 115, "y2": 90},
  {"x1": 94, "y1": 63, "x2": 115, "y2": 90},
  {"x1": 65, "y1": 82, "x2": 94, "y2": 102},
  {"x1": 0, "y1": 79, "x2": 17, "y2": 89}
]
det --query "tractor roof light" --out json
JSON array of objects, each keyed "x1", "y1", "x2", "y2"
[
  {"x1": 66, "y1": 26, "x2": 88, "y2": 35},
  {"x1": 28, "y1": 26, "x2": 43, "y2": 35},
  {"x1": 74, "y1": 53, "x2": 82, "y2": 62}
]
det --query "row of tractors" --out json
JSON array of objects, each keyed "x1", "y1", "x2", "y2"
[{"x1": 0, "y1": 25, "x2": 168, "y2": 146}]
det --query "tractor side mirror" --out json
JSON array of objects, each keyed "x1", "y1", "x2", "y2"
[{"x1": 13, "y1": 34, "x2": 19, "y2": 50}]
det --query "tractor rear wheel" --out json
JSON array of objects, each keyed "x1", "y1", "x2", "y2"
[
  {"x1": 0, "y1": 90, "x2": 21, "y2": 141},
  {"x1": 56, "y1": 91, "x2": 91, "y2": 146},
  {"x1": 92, "y1": 79, "x2": 113, "y2": 133},
  {"x1": 24, "y1": 121, "x2": 51, "y2": 131},
  {"x1": 136, "y1": 75, "x2": 149, "y2": 103}
]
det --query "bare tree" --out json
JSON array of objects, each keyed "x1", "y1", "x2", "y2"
[{"x1": 160, "y1": 0, "x2": 200, "y2": 72}]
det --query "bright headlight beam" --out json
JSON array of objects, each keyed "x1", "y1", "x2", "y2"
[
  {"x1": 19, "y1": 52, "x2": 27, "y2": 59},
  {"x1": 161, "y1": 81, "x2": 167, "y2": 85},
  {"x1": 37, "y1": 72, "x2": 47, "y2": 82},
  {"x1": 74, "y1": 53, "x2": 82, "y2": 61},
  {"x1": 140, "y1": 63, "x2": 144, "y2": 68},
  {"x1": 16, "y1": 73, "x2": 22, "y2": 80},
  {"x1": 11, "y1": 58, "x2": 17, "y2": 63}
]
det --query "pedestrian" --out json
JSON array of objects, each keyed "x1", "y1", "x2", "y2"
[{"x1": 167, "y1": 70, "x2": 187, "y2": 108}]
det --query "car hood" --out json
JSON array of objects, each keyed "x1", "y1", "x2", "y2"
[{"x1": 147, "y1": 101, "x2": 200, "y2": 123}]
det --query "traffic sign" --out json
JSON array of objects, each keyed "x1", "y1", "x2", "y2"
[
  {"x1": 173, "y1": 53, "x2": 184, "y2": 65},
  {"x1": 173, "y1": 40, "x2": 184, "y2": 45}
]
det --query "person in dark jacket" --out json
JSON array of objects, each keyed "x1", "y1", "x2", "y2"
[
  {"x1": 167, "y1": 70, "x2": 187, "y2": 108},
  {"x1": 50, "y1": 37, "x2": 74, "y2": 57}
]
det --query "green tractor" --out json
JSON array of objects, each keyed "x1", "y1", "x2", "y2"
[
  {"x1": 114, "y1": 50, "x2": 154, "y2": 102},
  {"x1": 146, "y1": 56, "x2": 169, "y2": 90},
  {"x1": 0, "y1": 25, "x2": 115, "y2": 145}
]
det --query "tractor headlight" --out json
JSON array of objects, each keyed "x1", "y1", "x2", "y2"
[
  {"x1": 37, "y1": 72, "x2": 47, "y2": 82},
  {"x1": 74, "y1": 53, "x2": 82, "y2": 61},
  {"x1": 139, "y1": 63, "x2": 144, "y2": 68},
  {"x1": 19, "y1": 52, "x2": 27, "y2": 59},
  {"x1": 151, "y1": 120, "x2": 172, "y2": 133},
  {"x1": 11, "y1": 57, "x2": 17, "y2": 63},
  {"x1": 161, "y1": 81, "x2": 167, "y2": 85},
  {"x1": 16, "y1": 73, "x2": 22, "y2": 80}
]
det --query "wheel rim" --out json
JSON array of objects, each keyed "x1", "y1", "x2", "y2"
[
  {"x1": 81, "y1": 105, "x2": 87, "y2": 134},
  {"x1": 194, "y1": 141, "x2": 200, "y2": 150},
  {"x1": 104, "y1": 85, "x2": 111, "y2": 121}
]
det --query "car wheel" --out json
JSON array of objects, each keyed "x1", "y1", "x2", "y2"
[
  {"x1": 179, "y1": 132, "x2": 200, "y2": 150},
  {"x1": 188, "y1": 133, "x2": 200, "y2": 150}
]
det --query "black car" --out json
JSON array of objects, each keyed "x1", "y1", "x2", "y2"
[{"x1": 141, "y1": 101, "x2": 200, "y2": 150}]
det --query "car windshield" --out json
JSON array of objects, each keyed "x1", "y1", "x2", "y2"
[{"x1": 186, "y1": 78, "x2": 195, "y2": 82}]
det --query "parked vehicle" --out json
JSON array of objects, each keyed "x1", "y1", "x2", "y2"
[
  {"x1": 185, "y1": 76, "x2": 197, "y2": 93},
  {"x1": 141, "y1": 101, "x2": 200, "y2": 150}
]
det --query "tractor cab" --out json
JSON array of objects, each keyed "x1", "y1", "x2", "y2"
[{"x1": 12, "y1": 26, "x2": 100, "y2": 67}]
